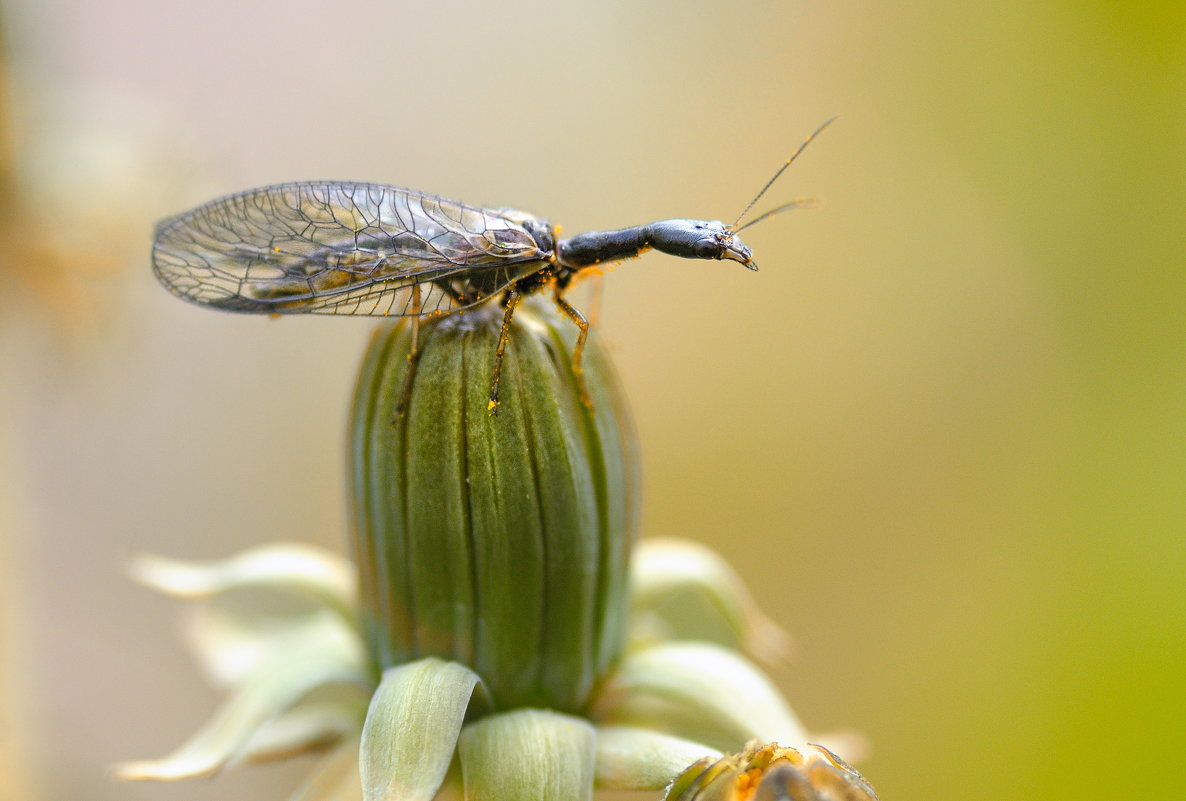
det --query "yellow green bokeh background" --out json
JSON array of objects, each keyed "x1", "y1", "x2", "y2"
[{"x1": 2, "y1": 2, "x2": 1183, "y2": 800}]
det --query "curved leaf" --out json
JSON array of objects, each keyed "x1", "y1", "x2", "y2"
[
  {"x1": 360, "y1": 658, "x2": 483, "y2": 801},
  {"x1": 115, "y1": 646, "x2": 368, "y2": 781},
  {"x1": 130, "y1": 543, "x2": 356, "y2": 622},
  {"x1": 594, "y1": 642, "x2": 807, "y2": 752},
  {"x1": 629, "y1": 538, "x2": 789, "y2": 664},
  {"x1": 459, "y1": 709, "x2": 596, "y2": 801},
  {"x1": 595, "y1": 726, "x2": 720, "y2": 790}
]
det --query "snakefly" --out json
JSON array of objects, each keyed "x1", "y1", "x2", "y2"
[{"x1": 152, "y1": 118, "x2": 835, "y2": 413}]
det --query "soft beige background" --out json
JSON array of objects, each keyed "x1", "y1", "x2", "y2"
[{"x1": 3, "y1": 2, "x2": 1184, "y2": 800}]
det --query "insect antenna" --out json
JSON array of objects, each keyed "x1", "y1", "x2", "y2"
[
  {"x1": 730, "y1": 115, "x2": 839, "y2": 231},
  {"x1": 733, "y1": 199, "x2": 818, "y2": 233}
]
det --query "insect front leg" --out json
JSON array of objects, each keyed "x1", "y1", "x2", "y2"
[
  {"x1": 552, "y1": 289, "x2": 592, "y2": 409},
  {"x1": 487, "y1": 289, "x2": 522, "y2": 414}
]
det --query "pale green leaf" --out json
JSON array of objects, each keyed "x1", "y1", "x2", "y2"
[
  {"x1": 287, "y1": 738, "x2": 363, "y2": 801},
  {"x1": 629, "y1": 538, "x2": 789, "y2": 664},
  {"x1": 459, "y1": 709, "x2": 596, "y2": 801},
  {"x1": 593, "y1": 641, "x2": 807, "y2": 752},
  {"x1": 359, "y1": 658, "x2": 482, "y2": 801},
  {"x1": 115, "y1": 646, "x2": 369, "y2": 781},
  {"x1": 184, "y1": 605, "x2": 366, "y2": 688},
  {"x1": 594, "y1": 725, "x2": 720, "y2": 790},
  {"x1": 129, "y1": 543, "x2": 356, "y2": 621},
  {"x1": 234, "y1": 693, "x2": 368, "y2": 765}
]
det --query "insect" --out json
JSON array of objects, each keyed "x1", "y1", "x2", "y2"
[{"x1": 153, "y1": 118, "x2": 835, "y2": 413}]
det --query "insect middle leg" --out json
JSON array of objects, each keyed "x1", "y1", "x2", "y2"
[
  {"x1": 487, "y1": 289, "x2": 522, "y2": 414},
  {"x1": 553, "y1": 289, "x2": 592, "y2": 408}
]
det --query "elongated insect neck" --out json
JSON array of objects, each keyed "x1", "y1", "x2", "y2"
[{"x1": 556, "y1": 225, "x2": 652, "y2": 270}]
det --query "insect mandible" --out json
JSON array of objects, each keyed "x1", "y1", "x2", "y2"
[{"x1": 152, "y1": 118, "x2": 836, "y2": 414}]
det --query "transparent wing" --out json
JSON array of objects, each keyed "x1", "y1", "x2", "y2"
[{"x1": 152, "y1": 182, "x2": 553, "y2": 316}]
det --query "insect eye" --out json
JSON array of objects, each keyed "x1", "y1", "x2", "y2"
[{"x1": 695, "y1": 239, "x2": 721, "y2": 259}]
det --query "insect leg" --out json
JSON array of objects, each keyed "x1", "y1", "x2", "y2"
[
  {"x1": 487, "y1": 289, "x2": 522, "y2": 414},
  {"x1": 553, "y1": 289, "x2": 592, "y2": 408},
  {"x1": 393, "y1": 282, "x2": 424, "y2": 422},
  {"x1": 408, "y1": 282, "x2": 422, "y2": 355}
]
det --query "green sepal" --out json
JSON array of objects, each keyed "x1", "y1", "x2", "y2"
[
  {"x1": 594, "y1": 641, "x2": 806, "y2": 752},
  {"x1": 285, "y1": 738, "x2": 362, "y2": 801},
  {"x1": 359, "y1": 658, "x2": 486, "y2": 801},
  {"x1": 594, "y1": 725, "x2": 720, "y2": 790},
  {"x1": 185, "y1": 605, "x2": 365, "y2": 688},
  {"x1": 129, "y1": 543, "x2": 357, "y2": 625},
  {"x1": 114, "y1": 644, "x2": 369, "y2": 781},
  {"x1": 458, "y1": 708, "x2": 596, "y2": 801},
  {"x1": 236, "y1": 695, "x2": 367, "y2": 765},
  {"x1": 628, "y1": 538, "x2": 789, "y2": 663}
]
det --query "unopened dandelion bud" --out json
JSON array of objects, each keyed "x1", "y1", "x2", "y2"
[{"x1": 348, "y1": 302, "x2": 640, "y2": 713}]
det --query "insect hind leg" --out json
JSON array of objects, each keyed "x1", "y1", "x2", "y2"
[
  {"x1": 392, "y1": 282, "x2": 424, "y2": 422},
  {"x1": 552, "y1": 289, "x2": 592, "y2": 408}
]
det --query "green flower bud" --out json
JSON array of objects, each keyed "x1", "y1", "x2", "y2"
[
  {"x1": 348, "y1": 301, "x2": 640, "y2": 714},
  {"x1": 665, "y1": 742, "x2": 880, "y2": 801}
]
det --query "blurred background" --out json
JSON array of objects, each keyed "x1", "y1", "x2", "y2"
[{"x1": 2, "y1": 1, "x2": 1183, "y2": 799}]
